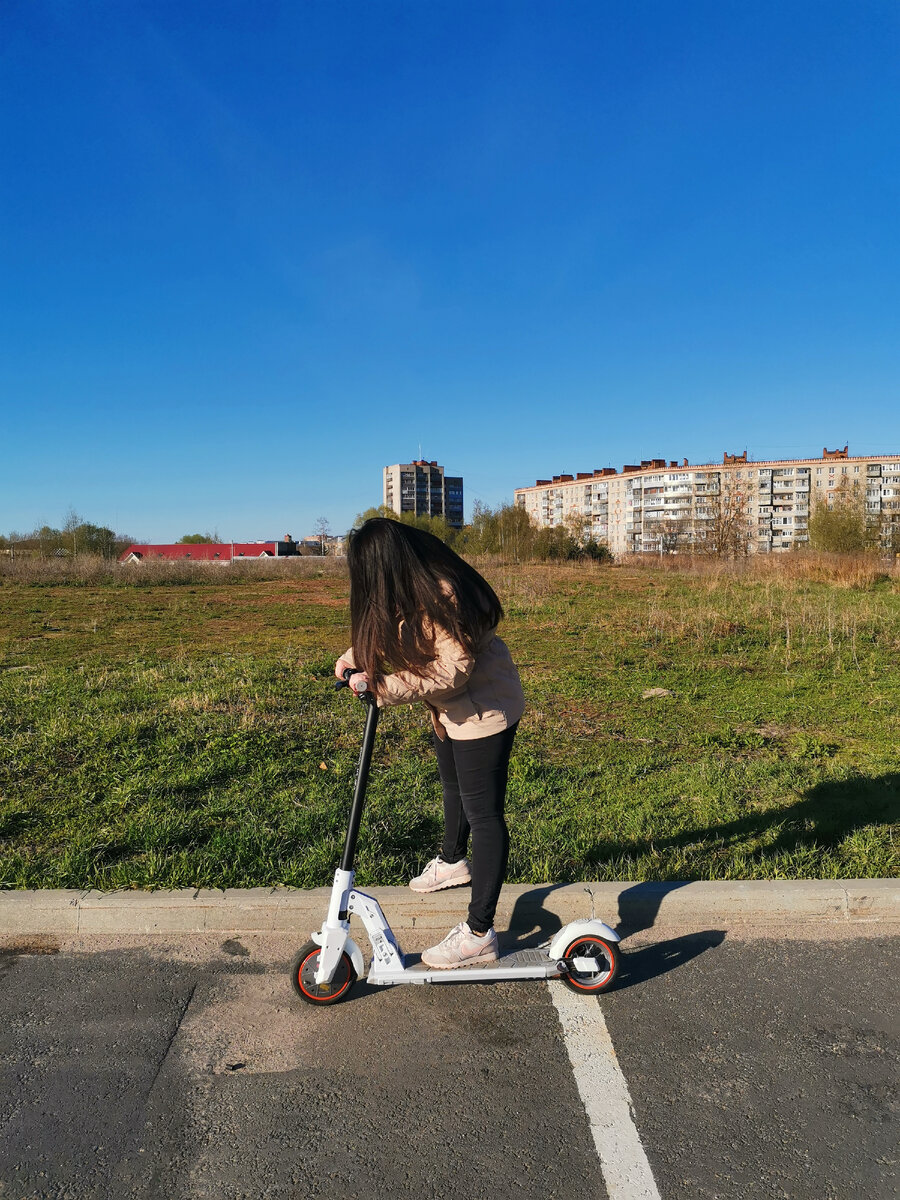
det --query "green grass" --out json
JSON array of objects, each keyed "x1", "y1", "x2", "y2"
[{"x1": 1, "y1": 565, "x2": 897, "y2": 889}]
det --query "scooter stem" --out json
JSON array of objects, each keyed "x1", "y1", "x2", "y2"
[{"x1": 339, "y1": 695, "x2": 379, "y2": 872}]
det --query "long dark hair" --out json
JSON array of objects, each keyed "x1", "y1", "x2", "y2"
[{"x1": 347, "y1": 519, "x2": 503, "y2": 684}]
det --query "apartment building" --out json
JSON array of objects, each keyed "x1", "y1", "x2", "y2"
[
  {"x1": 383, "y1": 460, "x2": 465, "y2": 530},
  {"x1": 514, "y1": 447, "x2": 900, "y2": 556}
]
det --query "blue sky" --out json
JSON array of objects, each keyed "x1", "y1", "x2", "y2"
[{"x1": 1, "y1": 1, "x2": 898, "y2": 540}]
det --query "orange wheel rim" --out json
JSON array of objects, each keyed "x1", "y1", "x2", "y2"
[
  {"x1": 565, "y1": 938, "x2": 614, "y2": 988},
  {"x1": 297, "y1": 952, "x2": 353, "y2": 1001}
]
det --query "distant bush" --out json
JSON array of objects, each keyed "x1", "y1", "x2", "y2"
[
  {"x1": 0, "y1": 553, "x2": 349, "y2": 588},
  {"x1": 456, "y1": 502, "x2": 613, "y2": 563}
]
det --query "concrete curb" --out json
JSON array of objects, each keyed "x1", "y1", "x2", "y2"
[{"x1": 1, "y1": 880, "x2": 898, "y2": 937}]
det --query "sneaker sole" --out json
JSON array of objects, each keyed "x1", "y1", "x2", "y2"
[
  {"x1": 420, "y1": 948, "x2": 499, "y2": 969},
  {"x1": 408, "y1": 874, "x2": 472, "y2": 894}
]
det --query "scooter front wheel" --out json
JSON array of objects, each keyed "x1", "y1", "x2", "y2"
[
  {"x1": 561, "y1": 935, "x2": 620, "y2": 994},
  {"x1": 291, "y1": 941, "x2": 357, "y2": 1006}
]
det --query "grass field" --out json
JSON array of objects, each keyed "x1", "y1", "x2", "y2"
[{"x1": 1, "y1": 558, "x2": 898, "y2": 890}]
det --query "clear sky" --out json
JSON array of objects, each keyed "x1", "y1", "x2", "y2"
[{"x1": 2, "y1": 1, "x2": 898, "y2": 541}]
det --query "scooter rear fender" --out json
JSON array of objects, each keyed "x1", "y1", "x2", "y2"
[{"x1": 548, "y1": 919, "x2": 620, "y2": 960}]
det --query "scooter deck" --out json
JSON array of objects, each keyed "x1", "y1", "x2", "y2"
[{"x1": 369, "y1": 946, "x2": 561, "y2": 987}]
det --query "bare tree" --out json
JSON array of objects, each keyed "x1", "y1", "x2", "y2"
[
  {"x1": 644, "y1": 516, "x2": 692, "y2": 556},
  {"x1": 313, "y1": 516, "x2": 331, "y2": 556},
  {"x1": 698, "y1": 482, "x2": 750, "y2": 559},
  {"x1": 884, "y1": 513, "x2": 900, "y2": 556},
  {"x1": 562, "y1": 511, "x2": 593, "y2": 546},
  {"x1": 63, "y1": 508, "x2": 83, "y2": 560}
]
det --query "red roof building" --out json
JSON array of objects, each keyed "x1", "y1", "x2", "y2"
[{"x1": 119, "y1": 542, "x2": 285, "y2": 564}]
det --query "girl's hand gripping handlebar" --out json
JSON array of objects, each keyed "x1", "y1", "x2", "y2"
[{"x1": 334, "y1": 666, "x2": 373, "y2": 702}]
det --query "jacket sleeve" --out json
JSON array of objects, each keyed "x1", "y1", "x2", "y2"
[{"x1": 376, "y1": 625, "x2": 475, "y2": 708}]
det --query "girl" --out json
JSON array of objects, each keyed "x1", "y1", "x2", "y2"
[{"x1": 335, "y1": 518, "x2": 525, "y2": 969}]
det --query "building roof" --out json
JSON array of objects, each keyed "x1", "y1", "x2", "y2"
[
  {"x1": 514, "y1": 452, "x2": 900, "y2": 492},
  {"x1": 118, "y1": 543, "x2": 278, "y2": 563}
]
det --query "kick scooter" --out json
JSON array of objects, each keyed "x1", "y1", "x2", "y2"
[{"x1": 290, "y1": 671, "x2": 621, "y2": 1005}]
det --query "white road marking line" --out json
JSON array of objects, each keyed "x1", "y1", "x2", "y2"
[{"x1": 550, "y1": 982, "x2": 662, "y2": 1200}]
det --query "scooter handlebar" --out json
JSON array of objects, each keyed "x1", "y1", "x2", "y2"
[{"x1": 334, "y1": 667, "x2": 369, "y2": 697}]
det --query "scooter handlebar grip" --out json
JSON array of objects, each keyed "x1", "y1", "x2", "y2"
[
  {"x1": 334, "y1": 667, "x2": 368, "y2": 695},
  {"x1": 334, "y1": 667, "x2": 354, "y2": 690}
]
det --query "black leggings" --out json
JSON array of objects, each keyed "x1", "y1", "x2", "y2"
[{"x1": 432, "y1": 722, "x2": 519, "y2": 933}]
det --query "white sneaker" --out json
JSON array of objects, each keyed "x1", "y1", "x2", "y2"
[
  {"x1": 421, "y1": 923, "x2": 499, "y2": 969},
  {"x1": 408, "y1": 855, "x2": 472, "y2": 893}
]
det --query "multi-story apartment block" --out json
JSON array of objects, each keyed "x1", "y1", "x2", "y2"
[
  {"x1": 514, "y1": 447, "x2": 900, "y2": 556},
  {"x1": 383, "y1": 460, "x2": 465, "y2": 530}
]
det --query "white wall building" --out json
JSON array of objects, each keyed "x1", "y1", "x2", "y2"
[{"x1": 514, "y1": 448, "x2": 900, "y2": 555}]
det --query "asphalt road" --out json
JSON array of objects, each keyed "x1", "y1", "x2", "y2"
[{"x1": 1, "y1": 930, "x2": 897, "y2": 1200}]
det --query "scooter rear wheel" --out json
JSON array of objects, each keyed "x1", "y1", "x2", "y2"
[
  {"x1": 291, "y1": 941, "x2": 357, "y2": 1005},
  {"x1": 561, "y1": 935, "x2": 620, "y2": 994}
]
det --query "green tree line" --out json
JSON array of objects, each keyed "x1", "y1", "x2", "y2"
[
  {"x1": 0, "y1": 510, "x2": 133, "y2": 559},
  {"x1": 353, "y1": 503, "x2": 612, "y2": 561}
]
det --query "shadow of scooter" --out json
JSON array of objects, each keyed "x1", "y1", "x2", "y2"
[{"x1": 502, "y1": 881, "x2": 726, "y2": 991}]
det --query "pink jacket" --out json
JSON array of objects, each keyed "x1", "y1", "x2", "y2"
[{"x1": 341, "y1": 623, "x2": 524, "y2": 741}]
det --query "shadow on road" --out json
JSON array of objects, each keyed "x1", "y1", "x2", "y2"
[
  {"x1": 612, "y1": 929, "x2": 726, "y2": 992},
  {"x1": 616, "y1": 879, "x2": 692, "y2": 937},
  {"x1": 504, "y1": 884, "x2": 567, "y2": 950},
  {"x1": 502, "y1": 884, "x2": 726, "y2": 992}
]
